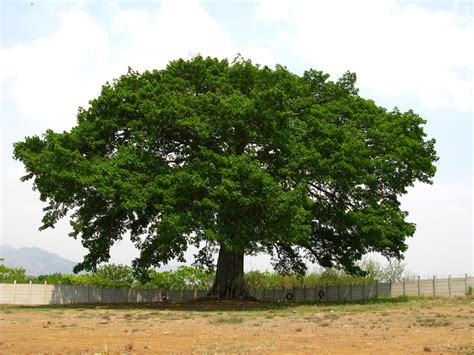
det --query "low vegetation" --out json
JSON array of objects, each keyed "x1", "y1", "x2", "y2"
[
  {"x1": 0, "y1": 259, "x2": 27, "y2": 283},
  {"x1": 1, "y1": 257, "x2": 413, "y2": 290}
]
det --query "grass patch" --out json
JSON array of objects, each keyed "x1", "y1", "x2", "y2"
[
  {"x1": 457, "y1": 344, "x2": 474, "y2": 354},
  {"x1": 210, "y1": 317, "x2": 244, "y2": 325},
  {"x1": 76, "y1": 313, "x2": 97, "y2": 319},
  {"x1": 416, "y1": 317, "x2": 453, "y2": 327},
  {"x1": 323, "y1": 313, "x2": 340, "y2": 320},
  {"x1": 0, "y1": 296, "x2": 471, "y2": 321}
]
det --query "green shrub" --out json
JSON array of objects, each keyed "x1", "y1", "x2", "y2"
[
  {"x1": 145, "y1": 266, "x2": 213, "y2": 290},
  {"x1": 0, "y1": 262, "x2": 26, "y2": 283},
  {"x1": 4, "y1": 257, "x2": 414, "y2": 290}
]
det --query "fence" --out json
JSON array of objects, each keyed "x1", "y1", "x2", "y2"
[
  {"x1": 0, "y1": 275, "x2": 472, "y2": 305},
  {"x1": 249, "y1": 275, "x2": 473, "y2": 302}
]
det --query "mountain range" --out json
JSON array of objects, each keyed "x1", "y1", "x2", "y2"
[
  {"x1": 0, "y1": 245, "x2": 78, "y2": 276},
  {"x1": 0, "y1": 245, "x2": 180, "y2": 276}
]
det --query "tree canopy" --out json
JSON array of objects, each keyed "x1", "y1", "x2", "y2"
[{"x1": 14, "y1": 56, "x2": 437, "y2": 285}]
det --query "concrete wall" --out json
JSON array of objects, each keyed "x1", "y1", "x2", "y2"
[{"x1": 1, "y1": 276, "x2": 472, "y2": 305}]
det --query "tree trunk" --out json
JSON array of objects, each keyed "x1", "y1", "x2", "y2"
[{"x1": 208, "y1": 246, "x2": 248, "y2": 299}]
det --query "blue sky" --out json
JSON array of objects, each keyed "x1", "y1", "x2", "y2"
[{"x1": 1, "y1": 0, "x2": 472, "y2": 277}]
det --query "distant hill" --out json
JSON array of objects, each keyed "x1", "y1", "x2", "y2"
[{"x1": 0, "y1": 245, "x2": 78, "y2": 276}]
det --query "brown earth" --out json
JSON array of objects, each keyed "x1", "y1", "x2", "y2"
[{"x1": 0, "y1": 297, "x2": 473, "y2": 354}]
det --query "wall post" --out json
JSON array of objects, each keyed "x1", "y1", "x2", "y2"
[
  {"x1": 44, "y1": 281, "x2": 48, "y2": 304},
  {"x1": 432, "y1": 276, "x2": 436, "y2": 297},
  {"x1": 375, "y1": 281, "x2": 378, "y2": 297},
  {"x1": 12, "y1": 280, "x2": 16, "y2": 304},
  {"x1": 417, "y1": 276, "x2": 420, "y2": 297},
  {"x1": 303, "y1": 285, "x2": 306, "y2": 302},
  {"x1": 465, "y1": 274, "x2": 468, "y2": 294},
  {"x1": 337, "y1": 284, "x2": 340, "y2": 302},
  {"x1": 403, "y1": 278, "x2": 406, "y2": 296},
  {"x1": 28, "y1": 280, "x2": 33, "y2": 304},
  {"x1": 448, "y1": 275, "x2": 451, "y2": 296},
  {"x1": 349, "y1": 283, "x2": 353, "y2": 302}
]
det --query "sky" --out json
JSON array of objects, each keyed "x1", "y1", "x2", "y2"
[{"x1": 1, "y1": 0, "x2": 472, "y2": 277}]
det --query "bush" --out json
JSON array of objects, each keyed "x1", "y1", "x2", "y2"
[
  {"x1": 145, "y1": 266, "x2": 213, "y2": 290},
  {"x1": 243, "y1": 258, "x2": 413, "y2": 289},
  {"x1": 244, "y1": 269, "x2": 367, "y2": 289},
  {"x1": 94, "y1": 264, "x2": 135, "y2": 288},
  {"x1": 4, "y1": 257, "x2": 413, "y2": 290},
  {"x1": 0, "y1": 262, "x2": 26, "y2": 283}
]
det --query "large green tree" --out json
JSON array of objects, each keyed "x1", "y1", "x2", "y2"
[{"x1": 14, "y1": 56, "x2": 437, "y2": 298}]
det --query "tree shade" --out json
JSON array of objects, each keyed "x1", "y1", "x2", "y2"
[{"x1": 13, "y1": 56, "x2": 437, "y2": 298}]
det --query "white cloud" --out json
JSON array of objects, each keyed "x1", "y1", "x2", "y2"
[
  {"x1": 1, "y1": 9, "x2": 110, "y2": 135},
  {"x1": 255, "y1": 0, "x2": 294, "y2": 20},
  {"x1": 110, "y1": 0, "x2": 236, "y2": 72},
  {"x1": 401, "y1": 179, "x2": 473, "y2": 276},
  {"x1": 0, "y1": 0, "x2": 247, "y2": 138},
  {"x1": 112, "y1": 8, "x2": 149, "y2": 32},
  {"x1": 109, "y1": 1, "x2": 277, "y2": 71},
  {"x1": 255, "y1": 0, "x2": 473, "y2": 111},
  {"x1": 242, "y1": 46, "x2": 277, "y2": 67}
]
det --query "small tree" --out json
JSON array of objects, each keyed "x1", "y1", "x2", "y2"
[
  {"x1": 382, "y1": 259, "x2": 410, "y2": 282},
  {"x1": 37, "y1": 273, "x2": 67, "y2": 284},
  {"x1": 358, "y1": 258, "x2": 384, "y2": 282},
  {"x1": 146, "y1": 266, "x2": 213, "y2": 290},
  {"x1": 0, "y1": 259, "x2": 26, "y2": 283},
  {"x1": 94, "y1": 263, "x2": 135, "y2": 288}
]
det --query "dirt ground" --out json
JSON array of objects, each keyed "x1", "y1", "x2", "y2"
[{"x1": 1, "y1": 297, "x2": 473, "y2": 354}]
